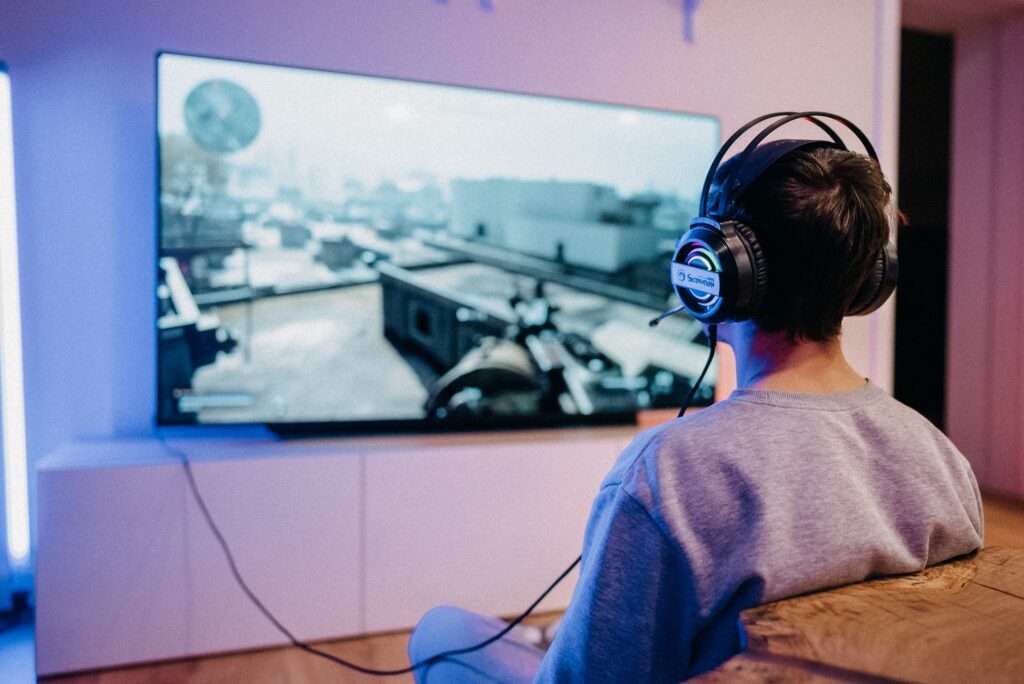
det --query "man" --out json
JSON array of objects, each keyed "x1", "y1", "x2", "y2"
[{"x1": 409, "y1": 130, "x2": 983, "y2": 683}]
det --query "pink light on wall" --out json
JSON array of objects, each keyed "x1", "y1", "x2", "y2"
[{"x1": 947, "y1": 13, "x2": 1024, "y2": 501}]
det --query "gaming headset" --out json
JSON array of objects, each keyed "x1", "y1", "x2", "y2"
[{"x1": 665, "y1": 111, "x2": 898, "y2": 325}]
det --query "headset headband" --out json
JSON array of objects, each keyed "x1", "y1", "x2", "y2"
[
  {"x1": 666, "y1": 111, "x2": 896, "y2": 326},
  {"x1": 698, "y1": 112, "x2": 877, "y2": 216}
]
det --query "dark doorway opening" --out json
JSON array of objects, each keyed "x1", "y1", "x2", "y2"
[{"x1": 893, "y1": 29, "x2": 953, "y2": 429}]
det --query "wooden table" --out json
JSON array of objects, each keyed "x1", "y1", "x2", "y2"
[{"x1": 697, "y1": 547, "x2": 1024, "y2": 682}]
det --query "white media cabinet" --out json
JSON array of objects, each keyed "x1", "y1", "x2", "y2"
[{"x1": 35, "y1": 427, "x2": 633, "y2": 676}]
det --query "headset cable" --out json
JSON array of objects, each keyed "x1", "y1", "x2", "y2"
[{"x1": 165, "y1": 324, "x2": 717, "y2": 676}]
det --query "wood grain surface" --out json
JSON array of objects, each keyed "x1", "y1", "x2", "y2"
[{"x1": 732, "y1": 547, "x2": 1024, "y2": 683}]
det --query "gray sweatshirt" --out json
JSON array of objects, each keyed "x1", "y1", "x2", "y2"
[{"x1": 535, "y1": 383, "x2": 984, "y2": 683}]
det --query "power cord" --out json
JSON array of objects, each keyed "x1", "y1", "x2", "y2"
[
  {"x1": 165, "y1": 442, "x2": 579, "y2": 676},
  {"x1": 164, "y1": 325, "x2": 717, "y2": 675}
]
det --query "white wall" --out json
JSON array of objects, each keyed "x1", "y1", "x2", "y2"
[{"x1": 4, "y1": 0, "x2": 900, "y2": 673}]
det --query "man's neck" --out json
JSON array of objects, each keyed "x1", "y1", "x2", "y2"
[{"x1": 723, "y1": 322, "x2": 867, "y2": 394}]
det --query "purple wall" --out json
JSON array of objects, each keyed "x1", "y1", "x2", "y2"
[
  {"x1": 948, "y1": 13, "x2": 1024, "y2": 500},
  {"x1": 1, "y1": 0, "x2": 890, "y2": 564}
]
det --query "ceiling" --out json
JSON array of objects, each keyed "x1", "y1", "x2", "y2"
[{"x1": 903, "y1": 0, "x2": 1024, "y2": 33}]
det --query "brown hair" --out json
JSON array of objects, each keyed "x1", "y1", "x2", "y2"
[{"x1": 732, "y1": 146, "x2": 892, "y2": 342}]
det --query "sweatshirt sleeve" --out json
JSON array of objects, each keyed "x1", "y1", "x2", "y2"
[{"x1": 534, "y1": 484, "x2": 698, "y2": 684}]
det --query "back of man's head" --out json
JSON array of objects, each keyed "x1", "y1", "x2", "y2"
[{"x1": 721, "y1": 146, "x2": 892, "y2": 342}]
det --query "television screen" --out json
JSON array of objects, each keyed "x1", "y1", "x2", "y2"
[{"x1": 156, "y1": 52, "x2": 719, "y2": 430}]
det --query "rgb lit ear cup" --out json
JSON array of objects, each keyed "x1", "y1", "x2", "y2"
[
  {"x1": 672, "y1": 225, "x2": 728, "y2": 321},
  {"x1": 671, "y1": 218, "x2": 768, "y2": 324},
  {"x1": 847, "y1": 240, "x2": 899, "y2": 315},
  {"x1": 671, "y1": 112, "x2": 898, "y2": 326}
]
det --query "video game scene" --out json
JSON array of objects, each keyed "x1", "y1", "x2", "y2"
[{"x1": 157, "y1": 53, "x2": 720, "y2": 427}]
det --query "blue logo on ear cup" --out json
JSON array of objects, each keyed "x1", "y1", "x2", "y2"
[{"x1": 672, "y1": 262, "x2": 720, "y2": 296}]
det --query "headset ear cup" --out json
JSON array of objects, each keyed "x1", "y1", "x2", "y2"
[
  {"x1": 728, "y1": 220, "x2": 768, "y2": 319},
  {"x1": 672, "y1": 221, "x2": 731, "y2": 322},
  {"x1": 847, "y1": 241, "x2": 898, "y2": 316}
]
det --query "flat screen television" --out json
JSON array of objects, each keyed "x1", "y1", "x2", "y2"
[{"x1": 156, "y1": 52, "x2": 720, "y2": 433}]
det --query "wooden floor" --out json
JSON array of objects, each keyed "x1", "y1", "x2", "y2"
[
  {"x1": 50, "y1": 630, "x2": 417, "y2": 684},
  {"x1": 47, "y1": 612, "x2": 562, "y2": 684},
  {"x1": 981, "y1": 491, "x2": 1024, "y2": 548},
  {"x1": 50, "y1": 494, "x2": 1024, "y2": 684}
]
